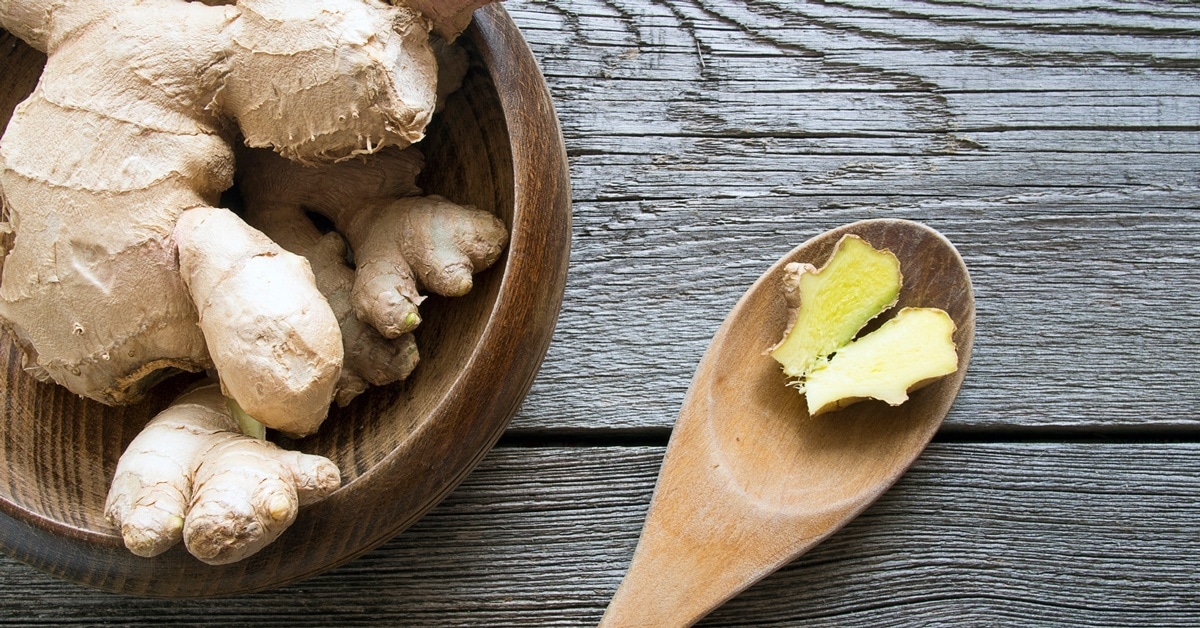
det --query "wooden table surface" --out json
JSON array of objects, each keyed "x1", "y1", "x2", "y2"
[{"x1": 2, "y1": 0, "x2": 1198, "y2": 624}]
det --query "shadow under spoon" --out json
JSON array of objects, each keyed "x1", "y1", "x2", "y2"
[{"x1": 601, "y1": 218, "x2": 976, "y2": 627}]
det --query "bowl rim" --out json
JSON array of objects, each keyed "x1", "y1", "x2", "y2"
[{"x1": 0, "y1": 4, "x2": 572, "y2": 597}]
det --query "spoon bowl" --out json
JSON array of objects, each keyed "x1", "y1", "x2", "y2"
[{"x1": 602, "y1": 219, "x2": 974, "y2": 626}]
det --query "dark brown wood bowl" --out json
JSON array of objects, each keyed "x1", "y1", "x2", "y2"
[{"x1": 0, "y1": 5, "x2": 571, "y2": 596}]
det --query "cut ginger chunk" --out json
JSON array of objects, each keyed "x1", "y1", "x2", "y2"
[
  {"x1": 768, "y1": 233, "x2": 958, "y2": 416},
  {"x1": 804, "y1": 307, "x2": 958, "y2": 415},
  {"x1": 769, "y1": 234, "x2": 901, "y2": 378}
]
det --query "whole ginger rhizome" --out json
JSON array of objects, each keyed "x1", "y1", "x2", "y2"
[{"x1": 0, "y1": 0, "x2": 501, "y2": 564}]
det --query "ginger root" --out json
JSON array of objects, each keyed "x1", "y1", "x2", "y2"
[
  {"x1": 770, "y1": 235, "x2": 957, "y2": 415},
  {"x1": 770, "y1": 235, "x2": 902, "y2": 380},
  {"x1": 403, "y1": 0, "x2": 498, "y2": 40},
  {"x1": 105, "y1": 381, "x2": 340, "y2": 565},
  {"x1": 0, "y1": 0, "x2": 501, "y2": 563},
  {"x1": 0, "y1": 0, "x2": 454, "y2": 435},
  {"x1": 237, "y1": 145, "x2": 508, "y2": 407}
]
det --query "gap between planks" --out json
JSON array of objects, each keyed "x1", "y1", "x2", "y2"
[{"x1": 497, "y1": 424, "x2": 1200, "y2": 448}]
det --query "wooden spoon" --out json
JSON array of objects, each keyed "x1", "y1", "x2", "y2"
[{"x1": 601, "y1": 219, "x2": 975, "y2": 627}]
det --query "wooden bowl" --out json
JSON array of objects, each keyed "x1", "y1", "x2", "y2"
[{"x1": 0, "y1": 5, "x2": 570, "y2": 596}]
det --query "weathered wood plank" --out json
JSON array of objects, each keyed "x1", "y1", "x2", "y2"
[
  {"x1": 0, "y1": 1, "x2": 1197, "y2": 624},
  {"x1": 1, "y1": 443, "x2": 1198, "y2": 625},
  {"x1": 497, "y1": 0, "x2": 1200, "y2": 431}
]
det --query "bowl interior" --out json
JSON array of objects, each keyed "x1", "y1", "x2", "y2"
[{"x1": 0, "y1": 7, "x2": 559, "y2": 595}]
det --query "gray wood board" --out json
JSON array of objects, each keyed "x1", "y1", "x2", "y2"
[
  {"x1": 1, "y1": 443, "x2": 1198, "y2": 625},
  {"x1": 500, "y1": 0, "x2": 1200, "y2": 432},
  {"x1": 1, "y1": 1, "x2": 1198, "y2": 625}
]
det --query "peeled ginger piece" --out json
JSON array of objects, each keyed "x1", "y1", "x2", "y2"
[
  {"x1": 768, "y1": 232, "x2": 959, "y2": 416},
  {"x1": 804, "y1": 307, "x2": 958, "y2": 416},
  {"x1": 769, "y1": 235, "x2": 902, "y2": 379}
]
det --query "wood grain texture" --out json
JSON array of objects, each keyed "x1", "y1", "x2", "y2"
[
  {"x1": 0, "y1": 0, "x2": 1197, "y2": 619},
  {"x1": 500, "y1": 0, "x2": 1200, "y2": 432},
  {"x1": 0, "y1": 443, "x2": 1198, "y2": 625},
  {"x1": 0, "y1": 6, "x2": 571, "y2": 596}
]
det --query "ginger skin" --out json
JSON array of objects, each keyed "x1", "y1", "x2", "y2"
[
  {"x1": 237, "y1": 145, "x2": 508, "y2": 358},
  {"x1": 403, "y1": 0, "x2": 498, "y2": 40},
  {"x1": 0, "y1": 0, "x2": 500, "y2": 563},
  {"x1": 0, "y1": 0, "x2": 490, "y2": 434}
]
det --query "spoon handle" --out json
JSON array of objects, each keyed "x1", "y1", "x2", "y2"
[
  {"x1": 599, "y1": 388, "x2": 842, "y2": 628},
  {"x1": 600, "y1": 502, "x2": 809, "y2": 628}
]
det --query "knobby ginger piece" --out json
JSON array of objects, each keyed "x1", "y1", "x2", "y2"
[
  {"x1": 0, "y1": 0, "x2": 446, "y2": 432},
  {"x1": 105, "y1": 382, "x2": 340, "y2": 565},
  {"x1": 769, "y1": 235, "x2": 901, "y2": 379},
  {"x1": 804, "y1": 307, "x2": 958, "y2": 415},
  {"x1": 237, "y1": 145, "x2": 507, "y2": 407}
]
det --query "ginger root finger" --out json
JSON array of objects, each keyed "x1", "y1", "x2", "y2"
[
  {"x1": 349, "y1": 233, "x2": 427, "y2": 338},
  {"x1": 174, "y1": 207, "x2": 342, "y2": 438},
  {"x1": 236, "y1": 146, "x2": 509, "y2": 339},
  {"x1": 246, "y1": 202, "x2": 420, "y2": 407},
  {"x1": 183, "y1": 435, "x2": 339, "y2": 565},
  {"x1": 391, "y1": 195, "x2": 509, "y2": 297},
  {"x1": 307, "y1": 233, "x2": 420, "y2": 405},
  {"x1": 104, "y1": 382, "x2": 341, "y2": 563},
  {"x1": 340, "y1": 196, "x2": 508, "y2": 337}
]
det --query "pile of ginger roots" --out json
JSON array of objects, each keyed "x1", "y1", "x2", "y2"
[{"x1": 0, "y1": 0, "x2": 508, "y2": 565}]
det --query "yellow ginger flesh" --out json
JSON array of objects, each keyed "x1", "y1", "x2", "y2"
[
  {"x1": 769, "y1": 233, "x2": 958, "y2": 415},
  {"x1": 804, "y1": 307, "x2": 958, "y2": 415},
  {"x1": 769, "y1": 235, "x2": 901, "y2": 379}
]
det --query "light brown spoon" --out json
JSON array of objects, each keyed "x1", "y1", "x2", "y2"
[{"x1": 601, "y1": 219, "x2": 975, "y2": 627}]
